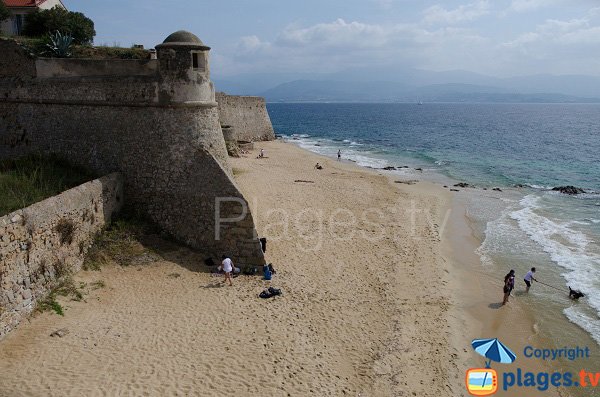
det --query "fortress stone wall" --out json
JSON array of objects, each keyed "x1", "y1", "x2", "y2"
[
  {"x1": 0, "y1": 32, "x2": 266, "y2": 267},
  {"x1": 216, "y1": 92, "x2": 275, "y2": 142},
  {"x1": 0, "y1": 173, "x2": 122, "y2": 340}
]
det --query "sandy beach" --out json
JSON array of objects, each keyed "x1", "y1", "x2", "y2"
[{"x1": 0, "y1": 140, "x2": 474, "y2": 396}]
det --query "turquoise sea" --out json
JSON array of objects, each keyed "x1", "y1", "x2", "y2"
[{"x1": 267, "y1": 103, "x2": 600, "y2": 351}]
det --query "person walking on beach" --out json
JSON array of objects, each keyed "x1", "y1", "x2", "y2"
[
  {"x1": 524, "y1": 267, "x2": 538, "y2": 293},
  {"x1": 337, "y1": 149, "x2": 341, "y2": 161},
  {"x1": 222, "y1": 255, "x2": 234, "y2": 286},
  {"x1": 502, "y1": 269, "x2": 515, "y2": 305}
]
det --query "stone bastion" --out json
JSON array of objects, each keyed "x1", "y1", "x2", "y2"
[{"x1": 0, "y1": 31, "x2": 266, "y2": 266}]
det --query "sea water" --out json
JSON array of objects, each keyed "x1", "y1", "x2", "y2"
[{"x1": 267, "y1": 103, "x2": 600, "y2": 350}]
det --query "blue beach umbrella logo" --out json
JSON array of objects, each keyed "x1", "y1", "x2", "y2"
[{"x1": 471, "y1": 338, "x2": 517, "y2": 368}]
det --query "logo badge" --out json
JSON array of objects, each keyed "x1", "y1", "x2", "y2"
[
  {"x1": 466, "y1": 368, "x2": 498, "y2": 396},
  {"x1": 467, "y1": 338, "x2": 517, "y2": 396}
]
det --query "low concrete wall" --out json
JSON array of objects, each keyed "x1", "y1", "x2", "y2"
[
  {"x1": 0, "y1": 173, "x2": 123, "y2": 340},
  {"x1": 216, "y1": 92, "x2": 275, "y2": 142}
]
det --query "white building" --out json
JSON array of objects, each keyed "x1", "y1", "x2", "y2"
[{"x1": 1, "y1": 0, "x2": 66, "y2": 36}]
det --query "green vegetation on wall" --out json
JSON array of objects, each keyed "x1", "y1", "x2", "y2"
[
  {"x1": 0, "y1": 2, "x2": 9, "y2": 29},
  {"x1": 22, "y1": 6, "x2": 95, "y2": 45},
  {"x1": 0, "y1": 154, "x2": 95, "y2": 216}
]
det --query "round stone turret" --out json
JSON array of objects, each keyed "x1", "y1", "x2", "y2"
[
  {"x1": 159, "y1": 30, "x2": 211, "y2": 50},
  {"x1": 155, "y1": 30, "x2": 215, "y2": 105}
]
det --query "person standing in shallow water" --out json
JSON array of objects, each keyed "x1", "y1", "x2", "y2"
[
  {"x1": 337, "y1": 149, "x2": 341, "y2": 161},
  {"x1": 524, "y1": 267, "x2": 538, "y2": 293},
  {"x1": 502, "y1": 269, "x2": 516, "y2": 305}
]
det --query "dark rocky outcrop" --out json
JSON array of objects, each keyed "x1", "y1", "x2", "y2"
[
  {"x1": 454, "y1": 182, "x2": 470, "y2": 188},
  {"x1": 552, "y1": 186, "x2": 585, "y2": 195}
]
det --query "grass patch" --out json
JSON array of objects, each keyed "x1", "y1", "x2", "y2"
[
  {"x1": 83, "y1": 213, "x2": 161, "y2": 270},
  {"x1": 55, "y1": 277, "x2": 85, "y2": 302},
  {"x1": 37, "y1": 296, "x2": 64, "y2": 316},
  {"x1": 6, "y1": 36, "x2": 150, "y2": 59},
  {"x1": 36, "y1": 276, "x2": 89, "y2": 316},
  {"x1": 71, "y1": 45, "x2": 149, "y2": 60},
  {"x1": 0, "y1": 154, "x2": 95, "y2": 216},
  {"x1": 89, "y1": 280, "x2": 105, "y2": 290},
  {"x1": 55, "y1": 218, "x2": 75, "y2": 245}
]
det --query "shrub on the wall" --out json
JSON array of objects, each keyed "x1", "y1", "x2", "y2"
[
  {"x1": 22, "y1": 6, "x2": 95, "y2": 45},
  {"x1": 0, "y1": 2, "x2": 9, "y2": 32}
]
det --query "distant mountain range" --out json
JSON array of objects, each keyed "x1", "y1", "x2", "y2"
[{"x1": 213, "y1": 67, "x2": 600, "y2": 103}]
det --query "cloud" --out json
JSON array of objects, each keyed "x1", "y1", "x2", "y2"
[
  {"x1": 504, "y1": 12, "x2": 600, "y2": 48},
  {"x1": 423, "y1": 1, "x2": 490, "y2": 25},
  {"x1": 216, "y1": 3, "x2": 600, "y2": 78},
  {"x1": 236, "y1": 35, "x2": 271, "y2": 53},
  {"x1": 222, "y1": 18, "x2": 489, "y2": 75},
  {"x1": 498, "y1": 9, "x2": 600, "y2": 75},
  {"x1": 276, "y1": 19, "x2": 388, "y2": 49},
  {"x1": 504, "y1": 0, "x2": 568, "y2": 14},
  {"x1": 370, "y1": 0, "x2": 395, "y2": 10}
]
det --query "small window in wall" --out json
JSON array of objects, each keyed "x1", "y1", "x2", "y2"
[{"x1": 192, "y1": 52, "x2": 199, "y2": 70}]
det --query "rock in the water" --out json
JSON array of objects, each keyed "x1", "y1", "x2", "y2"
[
  {"x1": 492, "y1": 187, "x2": 502, "y2": 192},
  {"x1": 552, "y1": 186, "x2": 585, "y2": 195},
  {"x1": 454, "y1": 182, "x2": 470, "y2": 188},
  {"x1": 415, "y1": 168, "x2": 423, "y2": 171},
  {"x1": 382, "y1": 166, "x2": 396, "y2": 171},
  {"x1": 514, "y1": 184, "x2": 525, "y2": 188}
]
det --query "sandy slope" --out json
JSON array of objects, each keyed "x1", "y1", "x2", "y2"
[{"x1": 0, "y1": 141, "x2": 465, "y2": 396}]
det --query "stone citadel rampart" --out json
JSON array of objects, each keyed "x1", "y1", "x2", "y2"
[
  {"x1": 215, "y1": 92, "x2": 275, "y2": 142},
  {"x1": 0, "y1": 31, "x2": 267, "y2": 267}
]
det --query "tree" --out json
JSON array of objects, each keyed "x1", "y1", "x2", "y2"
[
  {"x1": 22, "y1": 6, "x2": 95, "y2": 45},
  {"x1": 0, "y1": 2, "x2": 10, "y2": 30}
]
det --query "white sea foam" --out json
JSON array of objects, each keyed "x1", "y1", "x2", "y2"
[
  {"x1": 511, "y1": 194, "x2": 600, "y2": 344},
  {"x1": 564, "y1": 306, "x2": 600, "y2": 346},
  {"x1": 288, "y1": 135, "x2": 389, "y2": 169},
  {"x1": 527, "y1": 184, "x2": 553, "y2": 190}
]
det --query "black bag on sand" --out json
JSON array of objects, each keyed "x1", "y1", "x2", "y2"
[
  {"x1": 259, "y1": 287, "x2": 282, "y2": 299},
  {"x1": 268, "y1": 287, "x2": 281, "y2": 296}
]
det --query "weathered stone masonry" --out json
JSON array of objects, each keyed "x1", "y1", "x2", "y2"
[
  {"x1": 0, "y1": 31, "x2": 266, "y2": 267},
  {"x1": 0, "y1": 173, "x2": 123, "y2": 340},
  {"x1": 216, "y1": 92, "x2": 275, "y2": 142}
]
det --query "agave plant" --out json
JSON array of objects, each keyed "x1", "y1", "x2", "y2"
[{"x1": 45, "y1": 31, "x2": 73, "y2": 58}]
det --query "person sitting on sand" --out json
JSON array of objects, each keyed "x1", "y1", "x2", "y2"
[
  {"x1": 222, "y1": 255, "x2": 234, "y2": 286},
  {"x1": 256, "y1": 148, "x2": 264, "y2": 159},
  {"x1": 502, "y1": 269, "x2": 515, "y2": 306},
  {"x1": 524, "y1": 267, "x2": 537, "y2": 293},
  {"x1": 314, "y1": 162, "x2": 323, "y2": 170}
]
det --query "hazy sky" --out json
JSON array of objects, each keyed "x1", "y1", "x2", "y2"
[{"x1": 63, "y1": 0, "x2": 600, "y2": 78}]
